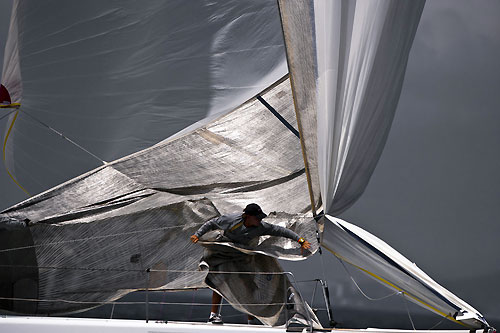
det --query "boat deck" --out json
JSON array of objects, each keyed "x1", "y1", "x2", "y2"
[{"x1": 0, "y1": 316, "x2": 480, "y2": 333}]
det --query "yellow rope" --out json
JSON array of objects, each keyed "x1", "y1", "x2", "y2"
[
  {"x1": 0, "y1": 103, "x2": 21, "y2": 109},
  {"x1": 2, "y1": 108, "x2": 30, "y2": 196}
]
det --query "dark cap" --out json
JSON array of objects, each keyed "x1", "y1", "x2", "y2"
[{"x1": 243, "y1": 203, "x2": 267, "y2": 220}]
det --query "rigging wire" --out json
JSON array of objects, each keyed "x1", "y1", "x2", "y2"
[
  {"x1": 187, "y1": 290, "x2": 197, "y2": 322},
  {"x1": 0, "y1": 108, "x2": 17, "y2": 121},
  {"x1": 337, "y1": 255, "x2": 431, "y2": 331},
  {"x1": 22, "y1": 110, "x2": 106, "y2": 165},
  {"x1": 336, "y1": 256, "x2": 401, "y2": 301},
  {"x1": 0, "y1": 264, "x2": 292, "y2": 275},
  {"x1": 401, "y1": 292, "x2": 417, "y2": 330},
  {"x1": 427, "y1": 317, "x2": 445, "y2": 330},
  {"x1": 0, "y1": 296, "x2": 291, "y2": 307},
  {"x1": 0, "y1": 223, "x2": 202, "y2": 253}
]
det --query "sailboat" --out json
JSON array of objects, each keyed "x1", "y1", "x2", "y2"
[{"x1": 0, "y1": 0, "x2": 496, "y2": 332}]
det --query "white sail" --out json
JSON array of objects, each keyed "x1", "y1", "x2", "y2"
[
  {"x1": 322, "y1": 215, "x2": 488, "y2": 329},
  {"x1": 278, "y1": 0, "x2": 490, "y2": 329},
  {"x1": 1, "y1": 0, "x2": 287, "y2": 196}
]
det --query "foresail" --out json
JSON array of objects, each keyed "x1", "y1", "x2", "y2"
[
  {"x1": 278, "y1": 0, "x2": 425, "y2": 215},
  {"x1": 321, "y1": 215, "x2": 489, "y2": 329},
  {"x1": 1, "y1": 0, "x2": 287, "y2": 197}
]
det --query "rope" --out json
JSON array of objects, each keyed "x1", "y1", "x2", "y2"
[
  {"x1": 0, "y1": 223, "x2": 203, "y2": 253},
  {"x1": 0, "y1": 108, "x2": 17, "y2": 121},
  {"x1": 22, "y1": 110, "x2": 106, "y2": 165},
  {"x1": 336, "y1": 254, "x2": 445, "y2": 330},
  {"x1": 337, "y1": 256, "x2": 401, "y2": 301},
  {"x1": 0, "y1": 296, "x2": 292, "y2": 307},
  {"x1": 187, "y1": 290, "x2": 196, "y2": 321},
  {"x1": 401, "y1": 292, "x2": 416, "y2": 330},
  {"x1": 427, "y1": 317, "x2": 445, "y2": 330},
  {"x1": 0, "y1": 264, "x2": 291, "y2": 275}
]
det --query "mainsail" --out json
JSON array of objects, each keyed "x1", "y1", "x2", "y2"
[{"x1": 278, "y1": 0, "x2": 489, "y2": 330}]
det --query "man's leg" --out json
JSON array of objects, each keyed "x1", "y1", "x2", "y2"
[
  {"x1": 208, "y1": 291, "x2": 223, "y2": 324},
  {"x1": 211, "y1": 291, "x2": 222, "y2": 314},
  {"x1": 247, "y1": 315, "x2": 260, "y2": 325}
]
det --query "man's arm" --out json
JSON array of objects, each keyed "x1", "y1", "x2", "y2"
[
  {"x1": 261, "y1": 222, "x2": 311, "y2": 253},
  {"x1": 262, "y1": 222, "x2": 301, "y2": 241},
  {"x1": 190, "y1": 215, "x2": 234, "y2": 243}
]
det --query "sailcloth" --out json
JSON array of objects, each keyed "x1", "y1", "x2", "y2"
[
  {"x1": 278, "y1": 0, "x2": 489, "y2": 329},
  {"x1": 1, "y1": 0, "x2": 288, "y2": 197}
]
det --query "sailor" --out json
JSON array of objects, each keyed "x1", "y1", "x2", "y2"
[{"x1": 190, "y1": 203, "x2": 311, "y2": 324}]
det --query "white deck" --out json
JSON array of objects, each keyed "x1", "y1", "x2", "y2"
[{"x1": 0, "y1": 316, "x2": 480, "y2": 333}]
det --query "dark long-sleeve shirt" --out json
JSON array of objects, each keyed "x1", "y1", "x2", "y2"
[{"x1": 194, "y1": 213, "x2": 300, "y2": 245}]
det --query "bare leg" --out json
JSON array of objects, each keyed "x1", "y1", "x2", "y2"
[{"x1": 211, "y1": 291, "x2": 222, "y2": 314}]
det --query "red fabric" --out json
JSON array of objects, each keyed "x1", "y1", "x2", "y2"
[{"x1": 0, "y1": 84, "x2": 12, "y2": 104}]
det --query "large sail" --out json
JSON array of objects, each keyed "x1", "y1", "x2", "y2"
[
  {"x1": 322, "y1": 215, "x2": 489, "y2": 329},
  {"x1": 279, "y1": 0, "x2": 425, "y2": 215},
  {"x1": 0, "y1": 76, "x2": 321, "y2": 326},
  {"x1": 278, "y1": 0, "x2": 490, "y2": 329},
  {"x1": 1, "y1": 0, "x2": 287, "y2": 198}
]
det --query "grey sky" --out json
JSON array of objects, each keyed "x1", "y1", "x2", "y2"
[{"x1": 0, "y1": 0, "x2": 498, "y2": 328}]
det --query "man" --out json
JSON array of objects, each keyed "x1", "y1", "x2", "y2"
[{"x1": 190, "y1": 203, "x2": 311, "y2": 324}]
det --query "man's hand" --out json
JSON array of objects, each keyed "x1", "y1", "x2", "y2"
[
  {"x1": 190, "y1": 235, "x2": 199, "y2": 243},
  {"x1": 300, "y1": 240, "x2": 311, "y2": 255}
]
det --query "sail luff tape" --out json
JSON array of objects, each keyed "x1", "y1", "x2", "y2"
[
  {"x1": 2, "y1": 109, "x2": 31, "y2": 196},
  {"x1": 322, "y1": 244, "x2": 470, "y2": 329}
]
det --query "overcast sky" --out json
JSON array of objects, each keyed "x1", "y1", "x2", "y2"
[{"x1": 0, "y1": 0, "x2": 499, "y2": 328}]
